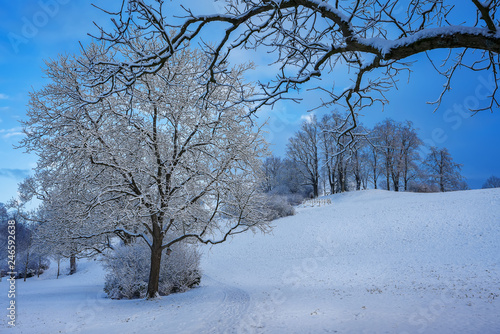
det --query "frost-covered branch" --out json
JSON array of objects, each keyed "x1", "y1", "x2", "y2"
[{"x1": 85, "y1": 0, "x2": 500, "y2": 118}]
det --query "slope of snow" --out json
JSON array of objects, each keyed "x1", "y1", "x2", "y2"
[{"x1": 1, "y1": 189, "x2": 499, "y2": 333}]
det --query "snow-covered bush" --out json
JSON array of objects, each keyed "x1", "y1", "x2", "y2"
[
  {"x1": 264, "y1": 194, "x2": 295, "y2": 220},
  {"x1": 103, "y1": 240, "x2": 201, "y2": 299},
  {"x1": 282, "y1": 193, "x2": 306, "y2": 206}
]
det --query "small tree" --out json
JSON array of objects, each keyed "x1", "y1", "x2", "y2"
[
  {"x1": 482, "y1": 175, "x2": 500, "y2": 189},
  {"x1": 15, "y1": 176, "x2": 113, "y2": 276},
  {"x1": 0, "y1": 210, "x2": 50, "y2": 280},
  {"x1": 423, "y1": 147, "x2": 467, "y2": 192}
]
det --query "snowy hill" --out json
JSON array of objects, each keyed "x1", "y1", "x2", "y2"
[{"x1": 1, "y1": 189, "x2": 499, "y2": 333}]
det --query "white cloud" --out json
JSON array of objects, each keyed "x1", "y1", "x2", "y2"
[
  {"x1": 0, "y1": 94, "x2": 9, "y2": 100},
  {"x1": 3, "y1": 131, "x2": 23, "y2": 139},
  {"x1": 300, "y1": 113, "x2": 316, "y2": 123},
  {"x1": 0, "y1": 127, "x2": 24, "y2": 139}
]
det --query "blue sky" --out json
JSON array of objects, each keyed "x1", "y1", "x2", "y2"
[{"x1": 1, "y1": 0, "x2": 499, "y2": 203}]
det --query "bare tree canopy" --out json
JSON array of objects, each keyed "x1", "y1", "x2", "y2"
[
  {"x1": 86, "y1": 0, "x2": 500, "y2": 123},
  {"x1": 423, "y1": 146, "x2": 467, "y2": 192},
  {"x1": 286, "y1": 115, "x2": 321, "y2": 197},
  {"x1": 482, "y1": 175, "x2": 500, "y2": 188}
]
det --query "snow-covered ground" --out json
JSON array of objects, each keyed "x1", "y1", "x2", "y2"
[{"x1": 1, "y1": 189, "x2": 499, "y2": 333}]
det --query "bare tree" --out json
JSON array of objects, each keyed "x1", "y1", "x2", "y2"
[
  {"x1": 349, "y1": 124, "x2": 369, "y2": 191},
  {"x1": 286, "y1": 116, "x2": 320, "y2": 197},
  {"x1": 319, "y1": 114, "x2": 340, "y2": 194},
  {"x1": 319, "y1": 111, "x2": 366, "y2": 193},
  {"x1": 482, "y1": 175, "x2": 500, "y2": 188},
  {"x1": 319, "y1": 115, "x2": 334, "y2": 194},
  {"x1": 423, "y1": 146, "x2": 467, "y2": 192},
  {"x1": 84, "y1": 0, "x2": 500, "y2": 135},
  {"x1": 359, "y1": 148, "x2": 371, "y2": 190},
  {"x1": 371, "y1": 119, "x2": 422, "y2": 191},
  {"x1": 14, "y1": 172, "x2": 115, "y2": 276},
  {"x1": 398, "y1": 121, "x2": 423, "y2": 191},
  {"x1": 373, "y1": 119, "x2": 398, "y2": 191},
  {"x1": 21, "y1": 47, "x2": 270, "y2": 299},
  {"x1": 262, "y1": 155, "x2": 283, "y2": 193},
  {"x1": 278, "y1": 158, "x2": 313, "y2": 196},
  {"x1": 367, "y1": 141, "x2": 382, "y2": 190}
]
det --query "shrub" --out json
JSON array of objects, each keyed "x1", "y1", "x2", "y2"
[
  {"x1": 103, "y1": 239, "x2": 201, "y2": 299},
  {"x1": 282, "y1": 193, "x2": 306, "y2": 206},
  {"x1": 264, "y1": 194, "x2": 296, "y2": 220}
]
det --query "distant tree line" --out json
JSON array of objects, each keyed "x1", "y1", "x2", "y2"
[
  {"x1": 263, "y1": 112, "x2": 470, "y2": 198},
  {"x1": 0, "y1": 203, "x2": 50, "y2": 281}
]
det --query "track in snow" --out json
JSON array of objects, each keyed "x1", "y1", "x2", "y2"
[{"x1": 186, "y1": 276, "x2": 251, "y2": 334}]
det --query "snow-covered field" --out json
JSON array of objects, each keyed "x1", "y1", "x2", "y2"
[{"x1": 2, "y1": 189, "x2": 500, "y2": 333}]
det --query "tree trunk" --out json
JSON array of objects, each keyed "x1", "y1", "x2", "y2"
[
  {"x1": 403, "y1": 158, "x2": 409, "y2": 191},
  {"x1": 24, "y1": 233, "x2": 33, "y2": 282},
  {"x1": 329, "y1": 165, "x2": 335, "y2": 194},
  {"x1": 312, "y1": 182, "x2": 319, "y2": 198},
  {"x1": 147, "y1": 242, "x2": 162, "y2": 299},
  {"x1": 338, "y1": 164, "x2": 346, "y2": 193},
  {"x1": 354, "y1": 151, "x2": 361, "y2": 191},
  {"x1": 24, "y1": 250, "x2": 30, "y2": 282},
  {"x1": 372, "y1": 150, "x2": 378, "y2": 189},
  {"x1": 393, "y1": 174, "x2": 399, "y2": 192},
  {"x1": 439, "y1": 152, "x2": 445, "y2": 192},
  {"x1": 339, "y1": 170, "x2": 343, "y2": 192},
  {"x1": 69, "y1": 254, "x2": 77, "y2": 275},
  {"x1": 146, "y1": 215, "x2": 163, "y2": 299}
]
